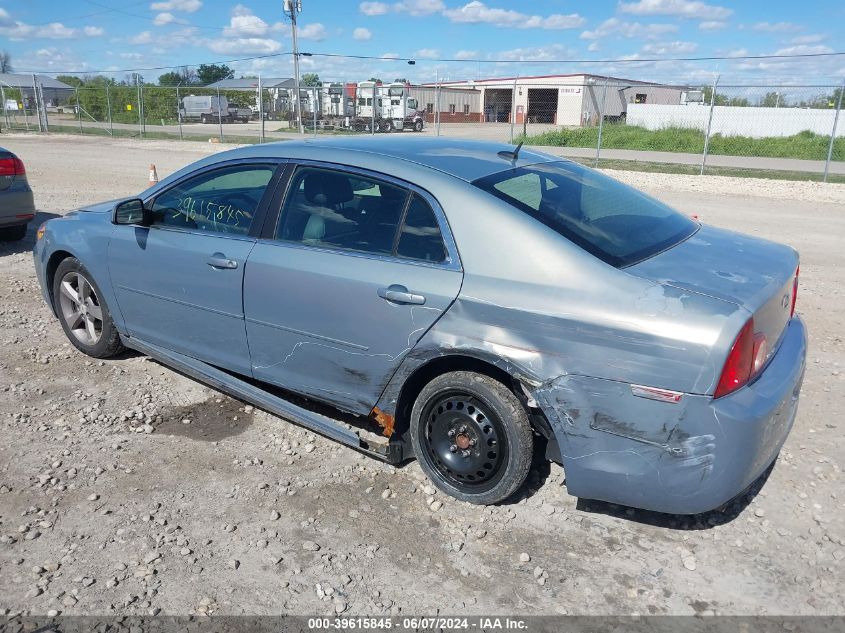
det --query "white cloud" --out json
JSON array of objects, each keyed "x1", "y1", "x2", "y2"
[
  {"x1": 360, "y1": 2, "x2": 389, "y2": 15},
  {"x1": 580, "y1": 18, "x2": 678, "y2": 40},
  {"x1": 414, "y1": 48, "x2": 440, "y2": 58},
  {"x1": 149, "y1": 0, "x2": 201, "y2": 12},
  {"x1": 587, "y1": 41, "x2": 600, "y2": 52},
  {"x1": 618, "y1": 0, "x2": 732, "y2": 20},
  {"x1": 0, "y1": 11, "x2": 104, "y2": 41},
  {"x1": 641, "y1": 40, "x2": 698, "y2": 54},
  {"x1": 223, "y1": 5, "x2": 271, "y2": 36},
  {"x1": 772, "y1": 44, "x2": 833, "y2": 56},
  {"x1": 443, "y1": 1, "x2": 585, "y2": 29},
  {"x1": 353, "y1": 27, "x2": 372, "y2": 40},
  {"x1": 208, "y1": 37, "x2": 281, "y2": 54},
  {"x1": 698, "y1": 20, "x2": 726, "y2": 30},
  {"x1": 153, "y1": 12, "x2": 177, "y2": 25},
  {"x1": 454, "y1": 49, "x2": 478, "y2": 60},
  {"x1": 393, "y1": 0, "x2": 444, "y2": 15},
  {"x1": 381, "y1": 52, "x2": 399, "y2": 59},
  {"x1": 752, "y1": 22, "x2": 801, "y2": 33},
  {"x1": 129, "y1": 26, "x2": 197, "y2": 48},
  {"x1": 298, "y1": 23, "x2": 327, "y2": 40},
  {"x1": 790, "y1": 34, "x2": 826, "y2": 45},
  {"x1": 495, "y1": 43, "x2": 576, "y2": 62}
]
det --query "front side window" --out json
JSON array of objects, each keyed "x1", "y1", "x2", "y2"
[
  {"x1": 150, "y1": 164, "x2": 274, "y2": 235},
  {"x1": 473, "y1": 161, "x2": 697, "y2": 267}
]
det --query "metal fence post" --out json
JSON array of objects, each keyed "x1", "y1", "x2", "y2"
[
  {"x1": 0, "y1": 83, "x2": 7, "y2": 131},
  {"x1": 76, "y1": 87, "x2": 83, "y2": 134},
  {"x1": 106, "y1": 83, "x2": 113, "y2": 137},
  {"x1": 313, "y1": 87, "x2": 317, "y2": 138},
  {"x1": 176, "y1": 84, "x2": 183, "y2": 141},
  {"x1": 136, "y1": 75, "x2": 143, "y2": 138},
  {"x1": 595, "y1": 77, "x2": 609, "y2": 167},
  {"x1": 700, "y1": 75, "x2": 719, "y2": 176},
  {"x1": 510, "y1": 77, "x2": 517, "y2": 143},
  {"x1": 217, "y1": 86, "x2": 224, "y2": 142},
  {"x1": 32, "y1": 75, "x2": 43, "y2": 132},
  {"x1": 371, "y1": 83, "x2": 376, "y2": 135},
  {"x1": 22, "y1": 88, "x2": 29, "y2": 131},
  {"x1": 38, "y1": 82, "x2": 49, "y2": 132},
  {"x1": 823, "y1": 83, "x2": 844, "y2": 183},
  {"x1": 435, "y1": 79, "x2": 441, "y2": 137},
  {"x1": 258, "y1": 75, "x2": 264, "y2": 143}
]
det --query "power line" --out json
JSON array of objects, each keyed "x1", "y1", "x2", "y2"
[
  {"x1": 306, "y1": 50, "x2": 845, "y2": 64},
  {"x1": 18, "y1": 48, "x2": 845, "y2": 75}
]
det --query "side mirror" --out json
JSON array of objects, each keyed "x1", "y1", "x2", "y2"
[{"x1": 113, "y1": 198, "x2": 151, "y2": 226}]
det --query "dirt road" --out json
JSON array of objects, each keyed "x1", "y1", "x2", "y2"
[{"x1": 0, "y1": 134, "x2": 843, "y2": 617}]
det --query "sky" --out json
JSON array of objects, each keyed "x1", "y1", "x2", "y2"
[{"x1": 1, "y1": 0, "x2": 844, "y2": 90}]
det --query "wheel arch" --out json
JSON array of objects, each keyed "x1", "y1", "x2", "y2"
[
  {"x1": 45, "y1": 249, "x2": 76, "y2": 314},
  {"x1": 390, "y1": 353, "x2": 554, "y2": 443}
]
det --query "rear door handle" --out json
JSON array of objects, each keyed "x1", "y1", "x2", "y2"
[
  {"x1": 378, "y1": 284, "x2": 426, "y2": 305},
  {"x1": 207, "y1": 253, "x2": 238, "y2": 270}
]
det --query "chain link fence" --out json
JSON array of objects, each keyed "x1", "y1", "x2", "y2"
[{"x1": 2, "y1": 75, "x2": 843, "y2": 181}]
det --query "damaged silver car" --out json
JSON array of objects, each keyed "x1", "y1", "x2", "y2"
[{"x1": 33, "y1": 137, "x2": 806, "y2": 513}]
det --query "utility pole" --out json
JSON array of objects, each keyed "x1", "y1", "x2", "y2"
[{"x1": 284, "y1": 0, "x2": 304, "y2": 134}]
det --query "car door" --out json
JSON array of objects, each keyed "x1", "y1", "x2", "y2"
[
  {"x1": 108, "y1": 160, "x2": 283, "y2": 376},
  {"x1": 243, "y1": 163, "x2": 463, "y2": 414}
]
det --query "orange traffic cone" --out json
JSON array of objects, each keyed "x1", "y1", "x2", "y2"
[{"x1": 148, "y1": 163, "x2": 159, "y2": 187}]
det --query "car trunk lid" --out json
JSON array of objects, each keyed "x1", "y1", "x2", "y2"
[{"x1": 627, "y1": 224, "x2": 799, "y2": 354}]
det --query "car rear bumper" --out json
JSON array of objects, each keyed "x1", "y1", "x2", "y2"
[
  {"x1": 0, "y1": 184, "x2": 36, "y2": 226},
  {"x1": 534, "y1": 316, "x2": 807, "y2": 515}
]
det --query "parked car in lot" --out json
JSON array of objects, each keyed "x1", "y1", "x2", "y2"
[
  {"x1": 228, "y1": 106, "x2": 252, "y2": 123},
  {"x1": 33, "y1": 137, "x2": 806, "y2": 513},
  {"x1": 179, "y1": 95, "x2": 230, "y2": 124},
  {"x1": 0, "y1": 146, "x2": 35, "y2": 241}
]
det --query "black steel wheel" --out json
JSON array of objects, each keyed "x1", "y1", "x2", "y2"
[{"x1": 410, "y1": 371, "x2": 533, "y2": 505}]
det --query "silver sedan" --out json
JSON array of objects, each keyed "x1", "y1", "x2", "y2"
[{"x1": 0, "y1": 146, "x2": 35, "y2": 241}]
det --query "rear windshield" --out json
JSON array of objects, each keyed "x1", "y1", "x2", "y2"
[{"x1": 473, "y1": 161, "x2": 697, "y2": 267}]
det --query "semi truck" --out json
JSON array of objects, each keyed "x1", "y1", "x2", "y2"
[{"x1": 350, "y1": 82, "x2": 424, "y2": 132}]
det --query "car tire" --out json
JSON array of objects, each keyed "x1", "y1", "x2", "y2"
[
  {"x1": 201, "y1": 114, "x2": 209, "y2": 124},
  {"x1": 52, "y1": 257, "x2": 124, "y2": 359},
  {"x1": 0, "y1": 224, "x2": 27, "y2": 241},
  {"x1": 410, "y1": 371, "x2": 533, "y2": 505},
  {"x1": 414, "y1": 119, "x2": 424, "y2": 132}
]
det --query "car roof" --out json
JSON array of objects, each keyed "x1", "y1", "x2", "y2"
[{"x1": 214, "y1": 136, "x2": 559, "y2": 182}]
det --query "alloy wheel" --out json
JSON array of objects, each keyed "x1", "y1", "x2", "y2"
[{"x1": 58, "y1": 271, "x2": 104, "y2": 346}]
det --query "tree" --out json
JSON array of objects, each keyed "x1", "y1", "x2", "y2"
[
  {"x1": 368, "y1": 77, "x2": 382, "y2": 83},
  {"x1": 158, "y1": 72, "x2": 183, "y2": 86},
  {"x1": 760, "y1": 91, "x2": 781, "y2": 107},
  {"x1": 56, "y1": 75, "x2": 85, "y2": 88},
  {"x1": 393, "y1": 77, "x2": 409, "y2": 83},
  {"x1": 0, "y1": 51, "x2": 12, "y2": 73},
  {"x1": 300, "y1": 73, "x2": 321, "y2": 86},
  {"x1": 197, "y1": 64, "x2": 234, "y2": 85}
]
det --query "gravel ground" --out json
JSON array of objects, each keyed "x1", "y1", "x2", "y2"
[{"x1": 0, "y1": 134, "x2": 843, "y2": 617}]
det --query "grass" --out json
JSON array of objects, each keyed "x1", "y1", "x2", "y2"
[
  {"x1": 567, "y1": 156, "x2": 845, "y2": 184},
  {"x1": 31, "y1": 124, "x2": 265, "y2": 145},
  {"x1": 519, "y1": 125, "x2": 845, "y2": 162}
]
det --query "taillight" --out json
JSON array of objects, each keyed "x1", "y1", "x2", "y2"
[
  {"x1": 790, "y1": 265, "x2": 799, "y2": 318},
  {"x1": 0, "y1": 156, "x2": 25, "y2": 177},
  {"x1": 714, "y1": 319, "x2": 755, "y2": 398}
]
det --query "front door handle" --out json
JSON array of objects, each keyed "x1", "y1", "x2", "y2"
[
  {"x1": 378, "y1": 284, "x2": 426, "y2": 305},
  {"x1": 207, "y1": 253, "x2": 238, "y2": 270}
]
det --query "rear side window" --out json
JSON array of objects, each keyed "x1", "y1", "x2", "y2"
[
  {"x1": 473, "y1": 161, "x2": 697, "y2": 267},
  {"x1": 150, "y1": 165, "x2": 274, "y2": 235},
  {"x1": 397, "y1": 195, "x2": 446, "y2": 263},
  {"x1": 276, "y1": 166, "x2": 448, "y2": 264}
]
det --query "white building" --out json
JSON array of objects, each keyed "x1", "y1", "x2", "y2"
[{"x1": 422, "y1": 73, "x2": 690, "y2": 126}]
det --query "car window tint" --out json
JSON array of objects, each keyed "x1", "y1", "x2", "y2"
[
  {"x1": 151, "y1": 165, "x2": 274, "y2": 235},
  {"x1": 276, "y1": 167, "x2": 409, "y2": 256},
  {"x1": 473, "y1": 161, "x2": 697, "y2": 267},
  {"x1": 396, "y1": 195, "x2": 447, "y2": 263}
]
